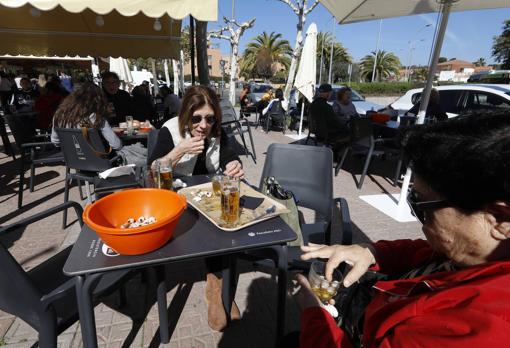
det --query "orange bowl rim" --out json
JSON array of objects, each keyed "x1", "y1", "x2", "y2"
[{"x1": 83, "y1": 189, "x2": 186, "y2": 235}]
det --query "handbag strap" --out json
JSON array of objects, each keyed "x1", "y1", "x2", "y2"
[{"x1": 80, "y1": 126, "x2": 112, "y2": 157}]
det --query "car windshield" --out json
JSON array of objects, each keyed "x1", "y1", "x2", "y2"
[
  {"x1": 252, "y1": 85, "x2": 272, "y2": 93},
  {"x1": 327, "y1": 87, "x2": 365, "y2": 102}
]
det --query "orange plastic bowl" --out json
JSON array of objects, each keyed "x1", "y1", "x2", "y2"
[
  {"x1": 83, "y1": 189, "x2": 187, "y2": 255},
  {"x1": 371, "y1": 113, "x2": 391, "y2": 123}
]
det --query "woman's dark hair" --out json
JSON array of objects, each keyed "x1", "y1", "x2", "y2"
[
  {"x1": 337, "y1": 87, "x2": 351, "y2": 101},
  {"x1": 178, "y1": 85, "x2": 221, "y2": 138},
  {"x1": 132, "y1": 85, "x2": 146, "y2": 96},
  {"x1": 101, "y1": 71, "x2": 120, "y2": 81},
  {"x1": 53, "y1": 82, "x2": 111, "y2": 129},
  {"x1": 402, "y1": 111, "x2": 510, "y2": 212},
  {"x1": 275, "y1": 88, "x2": 284, "y2": 101}
]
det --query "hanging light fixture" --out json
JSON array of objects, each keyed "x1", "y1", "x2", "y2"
[
  {"x1": 29, "y1": 7, "x2": 41, "y2": 17},
  {"x1": 153, "y1": 18, "x2": 162, "y2": 31},
  {"x1": 95, "y1": 15, "x2": 104, "y2": 27}
]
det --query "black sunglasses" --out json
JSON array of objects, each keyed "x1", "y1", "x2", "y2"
[
  {"x1": 191, "y1": 115, "x2": 216, "y2": 125},
  {"x1": 407, "y1": 189, "x2": 451, "y2": 224}
]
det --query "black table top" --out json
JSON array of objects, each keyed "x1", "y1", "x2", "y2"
[
  {"x1": 118, "y1": 132, "x2": 149, "y2": 140},
  {"x1": 63, "y1": 176, "x2": 297, "y2": 276}
]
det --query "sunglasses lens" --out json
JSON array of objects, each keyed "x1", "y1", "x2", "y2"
[
  {"x1": 206, "y1": 116, "x2": 216, "y2": 124},
  {"x1": 191, "y1": 116, "x2": 216, "y2": 124},
  {"x1": 191, "y1": 116, "x2": 201, "y2": 124}
]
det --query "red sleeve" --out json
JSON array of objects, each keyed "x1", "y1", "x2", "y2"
[
  {"x1": 371, "y1": 239, "x2": 432, "y2": 278},
  {"x1": 376, "y1": 309, "x2": 510, "y2": 348},
  {"x1": 300, "y1": 307, "x2": 353, "y2": 348}
]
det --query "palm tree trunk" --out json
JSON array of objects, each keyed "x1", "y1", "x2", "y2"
[
  {"x1": 284, "y1": 14, "x2": 304, "y2": 100},
  {"x1": 196, "y1": 20, "x2": 210, "y2": 86}
]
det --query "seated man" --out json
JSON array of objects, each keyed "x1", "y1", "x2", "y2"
[
  {"x1": 101, "y1": 71, "x2": 133, "y2": 125},
  {"x1": 292, "y1": 110, "x2": 510, "y2": 348},
  {"x1": 309, "y1": 84, "x2": 349, "y2": 143},
  {"x1": 14, "y1": 77, "x2": 39, "y2": 112}
]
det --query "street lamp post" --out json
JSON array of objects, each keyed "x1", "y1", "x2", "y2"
[{"x1": 405, "y1": 24, "x2": 432, "y2": 81}]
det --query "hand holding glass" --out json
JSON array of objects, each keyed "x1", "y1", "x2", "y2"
[{"x1": 308, "y1": 261, "x2": 342, "y2": 304}]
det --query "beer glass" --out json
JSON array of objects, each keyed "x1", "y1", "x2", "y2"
[
  {"x1": 308, "y1": 261, "x2": 342, "y2": 304},
  {"x1": 157, "y1": 158, "x2": 173, "y2": 190},
  {"x1": 211, "y1": 175, "x2": 224, "y2": 196},
  {"x1": 126, "y1": 115, "x2": 134, "y2": 136},
  {"x1": 220, "y1": 177, "x2": 240, "y2": 227}
]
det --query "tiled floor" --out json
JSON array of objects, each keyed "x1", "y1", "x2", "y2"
[{"x1": 0, "y1": 111, "x2": 422, "y2": 347}]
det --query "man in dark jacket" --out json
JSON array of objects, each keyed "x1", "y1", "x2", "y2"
[
  {"x1": 309, "y1": 83, "x2": 349, "y2": 143},
  {"x1": 101, "y1": 71, "x2": 133, "y2": 125}
]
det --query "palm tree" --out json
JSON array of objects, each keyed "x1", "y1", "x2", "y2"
[
  {"x1": 316, "y1": 31, "x2": 351, "y2": 83},
  {"x1": 360, "y1": 50, "x2": 401, "y2": 82},
  {"x1": 473, "y1": 57, "x2": 487, "y2": 67},
  {"x1": 239, "y1": 31, "x2": 292, "y2": 80}
]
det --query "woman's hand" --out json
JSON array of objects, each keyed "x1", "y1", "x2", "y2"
[
  {"x1": 301, "y1": 243, "x2": 376, "y2": 287},
  {"x1": 224, "y1": 160, "x2": 245, "y2": 179},
  {"x1": 292, "y1": 273, "x2": 322, "y2": 311},
  {"x1": 176, "y1": 136, "x2": 204, "y2": 155}
]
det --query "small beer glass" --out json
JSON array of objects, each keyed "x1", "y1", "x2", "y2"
[
  {"x1": 157, "y1": 158, "x2": 173, "y2": 190},
  {"x1": 211, "y1": 175, "x2": 224, "y2": 196},
  {"x1": 126, "y1": 115, "x2": 134, "y2": 136},
  {"x1": 308, "y1": 261, "x2": 342, "y2": 304},
  {"x1": 220, "y1": 177, "x2": 240, "y2": 227}
]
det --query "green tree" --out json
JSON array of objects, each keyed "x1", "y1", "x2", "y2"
[
  {"x1": 180, "y1": 26, "x2": 192, "y2": 64},
  {"x1": 316, "y1": 31, "x2": 351, "y2": 83},
  {"x1": 239, "y1": 31, "x2": 292, "y2": 79},
  {"x1": 410, "y1": 67, "x2": 428, "y2": 82},
  {"x1": 360, "y1": 50, "x2": 401, "y2": 82},
  {"x1": 492, "y1": 20, "x2": 510, "y2": 69},
  {"x1": 473, "y1": 57, "x2": 487, "y2": 67}
]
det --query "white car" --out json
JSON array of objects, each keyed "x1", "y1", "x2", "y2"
[{"x1": 389, "y1": 84, "x2": 510, "y2": 118}]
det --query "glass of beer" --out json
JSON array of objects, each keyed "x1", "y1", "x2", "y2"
[
  {"x1": 220, "y1": 176, "x2": 240, "y2": 227},
  {"x1": 308, "y1": 261, "x2": 343, "y2": 304},
  {"x1": 157, "y1": 159, "x2": 173, "y2": 190},
  {"x1": 211, "y1": 175, "x2": 224, "y2": 196}
]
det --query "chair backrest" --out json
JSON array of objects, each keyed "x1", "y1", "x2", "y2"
[
  {"x1": 268, "y1": 100, "x2": 286, "y2": 120},
  {"x1": 4, "y1": 113, "x2": 37, "y2": 148},
  {"x1": 55, "y1": 127, "x2": 112, "y2": 172},
  {"x1": 350, "y1": 117, "x2": 374, "y2": 144},
  {"x1": 259, "y1": 144, "x2": 333, "y2": 221},
  {"x1": 0, "y1": 241, "x2": 44, "y2": 329},
  {"x1": 147, "y1": 128, "x2": 160, "y2": 165}
]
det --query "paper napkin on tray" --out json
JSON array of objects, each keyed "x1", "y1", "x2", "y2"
[{"x1": 98, "y1": 164, "x2": 135, "y2": 179}]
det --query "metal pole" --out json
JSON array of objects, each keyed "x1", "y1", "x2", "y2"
[
  {"x1": 318, "y1": 34, "x2": 324, "y2": 84},
  {"x1": 328, "y1": 19, "x2": 335, "y2": 84},
  {"x1": 397, "y1": 0, "x2": 454, "y2": 215},
  {"x1": 232, "y1": 0, "x2": 235, "y2": 19},
  {"x1": 348, "y1": 63, "x2": 352, "y2": 86},
  {"x1": 151, "y1": 59, "x2": 159, "y2": 96},
  {"x1": 371, "y1": 19, "x2": 382, "y2": 82},
  {"x1": 163, "y1": 59, "x2": 171, "y2": 87},
  {"x1": 189, "y1": 15, "x2": 196, "y2": 85}
]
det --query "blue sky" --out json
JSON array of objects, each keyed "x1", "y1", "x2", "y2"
[{"x1": 197, "y1": 0, "x2": 510, "y2": 67}]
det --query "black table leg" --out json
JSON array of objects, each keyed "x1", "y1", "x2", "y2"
[
  {"x1": 275, "y1": 245, "x2": 288, "y2": 346},
  {"x1": 221, "y1": 254, "x2": 239, "y2": 323},
  {"x1": 156, "y1": 265, "x2": 170, "y2": 343},
  {"x1": 75, "y1": 274, "x2": 102, "y2": 348}
]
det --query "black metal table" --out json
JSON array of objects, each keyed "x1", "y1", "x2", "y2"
[
  {"x1": 118, "y1": 131, "x2": 148, "y2": 145},
  {"x1": 63, "y1": 176, "x2": 296, "y2": 348}
]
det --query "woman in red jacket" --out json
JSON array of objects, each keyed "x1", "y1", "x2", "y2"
[{"x1": 293, "y1": 111, "x2": 510, "y2": 348}]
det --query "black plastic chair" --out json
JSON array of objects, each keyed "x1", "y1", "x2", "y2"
[
  {"x1": 5, "y1": 113, "x2": 64, "y2": 208},
  {"x1": 237, "y1": 144, "x2": 353, "y2": 343},
  {"x1": 264, "y1": 101, "x2": 287, "y2": 134},
  {"x1": 146, "y1": 128, "x2": 160, "y2": 165},
  {"x1": 0, "y1": 112, "x2": 15, "y2": 160},
  {"x1": 0, "y1": 201, "x2": 133, "y2": 348},
  {"x1": 55, "y1": 128, "x2": 141, "y2": 227},
  {"x1": 220, "y1": 104, "x2": 257, "y2": 163},
  {"x1": 335, "y1": 117, "x2": 401, "y2": 189}
]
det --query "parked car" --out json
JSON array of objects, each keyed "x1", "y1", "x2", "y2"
[
  {"x1": 389, "y1": 84, "x2": 510, "y2": 118},
  {"x1": 248, "y1": 83, "x2": 273, "y2": 103}
]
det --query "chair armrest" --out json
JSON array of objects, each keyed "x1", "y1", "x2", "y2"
[
  {"x1": 34, "y1": 133, "x2": 51, "y2": 140},
  {"x1": 374, "y1": 137, "x2": 396, "y2": 144},
  {"x1": 108, "y1": 154, "x2": 122, "y2": 165},
  {"x1": 40, "y1": 278, "x2": 76, "y2": 309},
  {"x1": 0, "y1": 201, "x2": 84, "y2": 236},
  {"x1": 21, "y1": 141, "x2": 55, "y2": 149},
  {"x1": 332, "y1": 197, "x2": 353, "y2": 245}
]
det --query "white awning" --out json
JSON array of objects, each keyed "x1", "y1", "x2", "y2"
[
  {"x1": 319, "y1": 0, "x2": 508, "y2": 24},
  {"x1": 0, "y1": 0, "x2": 217, "y2": 21}
]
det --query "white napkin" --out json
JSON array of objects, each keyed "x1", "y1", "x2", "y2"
[{"x1": 98, "y1": 164, "x2": 135, "y2": 179}]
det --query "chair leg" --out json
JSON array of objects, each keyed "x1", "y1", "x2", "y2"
[
  {"x1": 245, "y1": 120, "x2": 257, "y2": 163},
  {"x1": 335, "y1": 147, "x2": 350, "y2": 176},
  {"x1": 393, "y1": 156, "x2": 404, "y2": 186},
  {"x1": 265, "y1": 116, "x2": 270, "y2": 133},
  {"x1": 18, "y1": 158, "x2": 25, "y2": 209},
  {"x1": 235, "y1": 121, "x2": 250, "y2": 159},
  {"x1": 84, "y1": 181, "x2": 92, "y2": 204},
  {"x1": 38, "y1": 310, "x2": 58, "y2": 348},
  {"x1": 275, "y1": 245, "x2": 288, "y2": 346},
  {"x1": 358, "y1": 146, "x2": 374, "y2": 189},
  {"x1": 63, "y1": 176, "x2": 71, "y2": 229},
  {"x1": 29, "y1": 162, "x2": 35, "y2": 192}
]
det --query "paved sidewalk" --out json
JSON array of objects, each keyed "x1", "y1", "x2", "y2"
[{"x1": 0, "y1": 112, "x2": 422, "y2": 347}]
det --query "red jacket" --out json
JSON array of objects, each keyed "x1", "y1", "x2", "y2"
[{"x1": 300, "y1": 239, "x2": 510, "y2": 347}]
